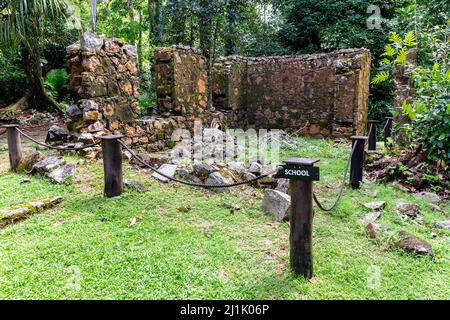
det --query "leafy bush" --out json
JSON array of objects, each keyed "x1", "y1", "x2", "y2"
[
  {"x1": 403, "y1": 63, "x2": 450, "y2": 166},
  {"x1": 44, "y1": 68, "x2": 68, "y2": 100}
]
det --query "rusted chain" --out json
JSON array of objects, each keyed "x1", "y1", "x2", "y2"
[
  {"x1": 313, "y1": 140, "x2": 358, "y2": 212},
  {"x1": 119, "y1": 139, "x2": 278, "y2": 189},
  {"x1": 17, "y1": 128, "x2": 100, "y2": 151}
]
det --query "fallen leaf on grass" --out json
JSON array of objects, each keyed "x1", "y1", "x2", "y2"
[{"x1": 129, "y1": 216, "x2": 143, "y2": 226}]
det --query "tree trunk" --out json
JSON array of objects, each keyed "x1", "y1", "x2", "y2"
[{"x1": 21, "y1": 46, "x2": 63, "y2": 114}]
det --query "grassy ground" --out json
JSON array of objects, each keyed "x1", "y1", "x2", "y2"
[{"x1": 0, "y1": 137, "x2": 448, "y2": 300}]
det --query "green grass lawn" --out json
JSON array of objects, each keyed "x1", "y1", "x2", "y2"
[{"x1": 0, "y1": 138, "x2": 448, "y2": 299}]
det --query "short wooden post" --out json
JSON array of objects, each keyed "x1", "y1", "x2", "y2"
[
  {"x1": 350, "y1": 136, "x2": 367, "y2": 189},
  {"x1": 281, "y1": 158, "x2": 320, "y2": 279},
  {"x1": 368, "y1": 120, "x2": 379, "y2": 151},
  {"x1": 1, "y1": 124, "x2": 22, "y2": 172},
  {"x1": 101, "y1": 135, "x2": 124, "y2": 198},
  {"x1": 384, "y1": 117, "x2": 393, "y2": 144}
]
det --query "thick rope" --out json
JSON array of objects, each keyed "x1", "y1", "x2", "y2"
[
  {"x1": 0, "y1": 129, "x2": 6, "y2": 137},
  {"x1": 17, "y1": 128, "x2": 101, "y2": 151},
  {"x1": 313, "y1": 141, "x2": 358, "y2": 212},
  {"x1": 119, "y1": 139, "x2": 278, "y2": 189}
]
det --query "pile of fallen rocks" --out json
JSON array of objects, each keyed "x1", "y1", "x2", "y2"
[
  {"x1": 362, "y1": 195, "x2": 449, "y2": 258},
  {"x1": 366, "y1": 148, "x2": 450, "y2": 199},
  {"x1": 16, "y1": 152, "x2": 76, "y2": 184}
]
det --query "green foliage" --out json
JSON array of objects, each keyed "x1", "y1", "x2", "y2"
[
  {"x1": 44, "y1": 69, "x2": 68, "y2": 100},
  {"x1": 372, "y1": 32, "x2": 417, "y2": 85},
  {"x1": 403, "y1": 63, "x2": 450, "y2": 165}
]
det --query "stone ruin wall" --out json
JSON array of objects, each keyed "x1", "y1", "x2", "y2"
[
  {"x1": 67, "y1": 34, "x2": 189, "y2": 152},
  {"x1": 66, "y1": 34, "x2": 370, "y2": 153},
  {"x1": 211, "y1": 49, "x2": 371, "y2": 138}
]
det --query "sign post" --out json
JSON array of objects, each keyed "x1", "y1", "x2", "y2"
[
  {"x1": 384, "y1": 117, "x2": 393, "y2": 145},
  {"x1": 276, "y1": 158, "x2": 320, "y2": 279},
  {"x1": 368, "y1": 120, "x2": 380, "y2": 151},
  {"x1": 101, "y1": 135, "x2": 124, "y2": 198},
  {"x1": 1, "y1": 124, "x2": 22, "y2": 172}
]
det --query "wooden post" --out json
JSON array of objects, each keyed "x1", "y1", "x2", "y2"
[
  {"x1": 368, "y1": 120, "x2": 379, "y2": 151},
  {"x1": 384, "y1": 117, "x2": 393, "y2": 145},
  {"x1": 282, "y1": 158, "x2": 319, "y2": 279},
  {"x1": 350, "y1": 136, "x2": 367, "y2": 189},
  {"x1": 101, "y1": 135, "x2": 124, "y2": 198},
  {"x1": 1, "y1": 124, "x2": 22, "y2": 172}
]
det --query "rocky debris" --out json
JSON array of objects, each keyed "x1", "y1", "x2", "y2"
[
  {"x1": 262, "y1": 189, "x2": 291, "y2": 222},
  {"x1": 193, "y1": 163, "x2": 215, "y2": 179},
  {"x1": 175, "y1": 169, "x2": 202, "y2": 184},
  {"x1": 227, "y1": 162, "x2": 247, "y2": 175},
  {"x1": 152, "y1": 164, "x2": 177, "y2": 183},
  {"x1": 66, "y1": 104, "x2": 82, "y2": 117},
  {"x1": 394, "y1": 231, "x2": 433, "y2": 257},
  {"x1": 47, "y1": 164, "x2": 76, "y2": 184},
  {"x1": 46, "y1": 125, "x2": 69, "y2": 144},
  {"x1": 0, "y1": 196, "x2": 63, "y2": 227},
  {"x1": 363, "y1": 201, "x2": 386, "y2": 211},
  {"x1": 366, "y1": 223, "x2": 383, "y2": 241},
  {"x1": 249, "y1": 162, "x2": 263, "y2": 175},
  {"x1": 434, "y1": 221, "x2": 450, "y2": 231},
  {"x1": 362, "y1": 212, "x2": 382, "y2": 223},
  {"x1": 396, "y1": 202, "x2": 420, "y2": 218},
  {"x1": 16, "y1": 152, "x2": 45, "y2": 173},
  {"x1": 130, "y1": 153, "x2": 169, "y2": 169},
  {"x1": 360, "y1": 188, "x2": 379, "y2": 198},
  {"x1": 87, "y1": 121, "x2": 104, "y2": 133},
  {"x1": 124, "y1": 179, "x2": 148, "y2": 192},
  {"x1": 366, "y1": 149, "x2": 450, "y2": 198},
  {"x1": 33, "y1": 157, "x2": 66, "y2": 174},
  {"x1": 413, "y1": 192, "x2": 441, "y2": 203},
  {"x1": 275, "y1": 179, "x2": 289, "y2": 194},
  {"x1": 77, "y1": 133, "x2": 95, "y2": 144},
  {"x1": 205, "y1": 172, "x2": 234, "y2": 193}
]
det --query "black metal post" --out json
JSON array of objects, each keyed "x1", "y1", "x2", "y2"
[
  {"x1": 350, "y1": 136, "x2": 367, "y2": 189},
  {"x1": 368, "y1": 120, "x2": 379, "y2": 151},
  {"x1": 101, "y1": 135, "x2": 124, "y2": 198},
  {"x1": 384, "y1": 117, "x2": 393, "y2": 145},
  {"x1": 1, "y1": 124, "x2": 22, "y2": 172},
  {"x1": 284, "y1": 158, "x2": 319, "y2": 279}
]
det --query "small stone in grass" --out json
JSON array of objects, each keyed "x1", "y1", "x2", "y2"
[
  {"x1": 394, "y1": 231, "x2": 433, "y2": 257},
  {"x1": 362, "y1": 212, "x2": 381, "y2": 223},
  {"x1": 413, "y1": 192, "x2": 441, "y2": 203},
  {"x1": 363, "y1": 201, "x2": 386, "y2": 211},
  {"x1": 434, "y1": 221, "x2": 450, "y2": 231},
  {"x1": 366, "y1": 223, "x2": 383, "y2": 241},
  {"x1": 396, "y1": 202, "x2": 420, "y2": 218}
]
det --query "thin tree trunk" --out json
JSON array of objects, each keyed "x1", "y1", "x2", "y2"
[{"x1": 21, "y1": 46, "x2": 63, "y2": 114}]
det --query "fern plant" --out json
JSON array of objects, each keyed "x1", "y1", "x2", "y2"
[
  {"x1": 371, "y1": 31, "x2": 417, "y2": 85},
  {"x1": 44, "y1": 69, "x2": 68, "y2": 100}
]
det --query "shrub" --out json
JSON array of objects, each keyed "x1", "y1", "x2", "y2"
[{"x1": 44, "y1": 68, "x2": 68, "y2": 100}]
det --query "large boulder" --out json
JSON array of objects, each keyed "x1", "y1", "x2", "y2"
[
  {"x1": 46, "y1": 125, "x2": 69, "y2": 144},
  {"x1": 33, "y1": 157, "x2": 66, "y2": 174},
  {"x1": 47, "y1": 164, "x2": 76, "y2": 184},
  {"x1": 262, "y1": 189, "x2": 291, "y2": 222}
]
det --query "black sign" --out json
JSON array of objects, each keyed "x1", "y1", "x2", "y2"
[{"x1": 275, "y1": 165, "x2": 320, "y2": 181}]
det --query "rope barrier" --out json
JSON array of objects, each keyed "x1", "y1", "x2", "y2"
[
  {"x1": 17, "y1": 128, "x2": 101, "y2": 151},
  {"x1": 119, "y1": 139, "x2": 278, "y2": 189},
  {"x1": 312, "y1": 141, "x2": 358, "y2": 212},
  {"x1": 0, "y1": 129, "x2": 6, "y2": 137}
]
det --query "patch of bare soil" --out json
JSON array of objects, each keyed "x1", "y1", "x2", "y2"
[{"x1": 366, "y1": 148, "x2": 449, "y2": 200}]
